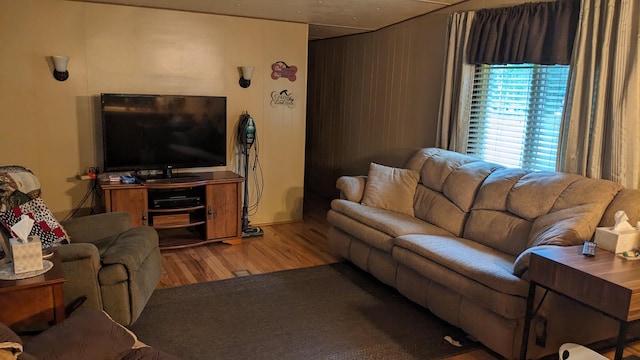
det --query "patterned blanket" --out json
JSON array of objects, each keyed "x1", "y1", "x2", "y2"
[
  {"x1": 0, "y1": 166, "x2": 41, "y2": 213},
  {"x1": 0, "y1": 166, "x2": 68, "y2": 248}
]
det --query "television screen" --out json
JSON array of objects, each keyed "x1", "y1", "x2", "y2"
[{"x1": 101, "y1": 93, "x2": 227, "y2": 174}]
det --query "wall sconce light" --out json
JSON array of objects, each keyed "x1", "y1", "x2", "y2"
[
  {"x1": 239, "y1": 66, "x2": 254, "y2": 88},
  {"x1": 51, "y1": 55, "x2": 70, "y2": 81}
]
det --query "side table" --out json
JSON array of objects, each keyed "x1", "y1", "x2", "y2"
[
  {"x1": 0, "y1": 251, "x2": 66, "y2": 330},
  {"x1": 520, "y1": 246, "x2": 640, "y2": 360}
]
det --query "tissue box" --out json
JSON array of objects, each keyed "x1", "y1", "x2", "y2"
[
  {"x1": 9, "y1": 236, "x2": 43, "y2": 274},
  {"x1": 594, "y1": 227, "x2": 640, "y2": 253}
]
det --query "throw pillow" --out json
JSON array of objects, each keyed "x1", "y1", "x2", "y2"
[
  {"x1": 361, "y1": 162, "x2": 420, "y2": 216},
  {"x1": 23, "y1": 308, "x2": 135, "y2": 359},
  {"x1": 0, "y1": 322, "x2": 23, "y2": 360},
  {"x1": 0, "y1": 197, "x2": 69, "y2": 248}
]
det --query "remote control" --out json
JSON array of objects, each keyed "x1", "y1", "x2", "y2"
[{"x1": 582, "y1": 241, "x2": 596, "y2": 257}]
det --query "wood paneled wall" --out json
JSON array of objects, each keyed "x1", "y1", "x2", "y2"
[
  {"x1": 306, "y1": 14, "x2": 450, "y2": 198},
  {"x1": 304, "y1": 0, "x2": 552, "y2": 199}
]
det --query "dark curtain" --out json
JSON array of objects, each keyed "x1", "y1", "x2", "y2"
[{"x1": 467, "y1": 0, "x2": 580, "y2": 65}]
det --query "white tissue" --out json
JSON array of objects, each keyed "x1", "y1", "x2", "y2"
[
  {"x1": 10, "y1": 215, "x2": 34, "y2": 242},
  {"x1": 614, "y1": 210, "x2": 635, "y2": 231}
]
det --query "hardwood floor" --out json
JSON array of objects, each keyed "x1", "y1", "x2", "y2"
[
  {"x1": 156, "y1": 193, "x2": 340, "y2": 289},
  {"x1": 156, "y1": 192, "x2": 634, "y2": 360}
]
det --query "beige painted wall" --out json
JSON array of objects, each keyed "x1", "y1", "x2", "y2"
[{"x1": 0, "y1": 0, "x2": 308, "y2": 224}]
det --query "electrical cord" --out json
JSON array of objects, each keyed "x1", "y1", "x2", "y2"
[
  {"x1": 247, "y1": 135, "x2": 264, "y2": 215},
  {"x1": 61, "y1": 168, "x2": 100, "y2": 223}
]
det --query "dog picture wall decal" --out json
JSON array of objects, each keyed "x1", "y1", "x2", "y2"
[{"x1": 271, "y1": 61, "x2": 297, "y2": 82}]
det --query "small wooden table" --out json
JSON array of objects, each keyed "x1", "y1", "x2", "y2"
[
  {"x1": 0, "y1": 251, "x2": 66, "y2": 330},
  {"x1": 520, "y1": 246, "x2": 640, "y2": 360}
]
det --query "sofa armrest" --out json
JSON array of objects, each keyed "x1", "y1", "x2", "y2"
[
  {"x1": 512, "y1": 245, "x2": 562, "y2": 277},
  {"x1": 63, "y1": 212, "x2": 133, "y2": 244},
  {"x1": 336, "y1": 176, "x2": 367, "y2": 202},
  {"x1": 100, "y1": 226, "x2": 159, "y2": 272},
  {"x1": 55, "y1": 243, "x2": 103, "y2": 310}
]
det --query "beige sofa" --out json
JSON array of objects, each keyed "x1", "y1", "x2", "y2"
[{"x1": 327, "y1": 148, "x2": 640, "y2": 359}]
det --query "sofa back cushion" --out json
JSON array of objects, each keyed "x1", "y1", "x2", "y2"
[
  {"x1": 601, "y1": 188, "x2": 640, "y2": 227},
  {"x1": 407, "y1": 148, "x2": 500, "y2": 237},
  {"x1": 406, "y1": 148, "x2": 624, "y2": 258},
  {"x1": 465, "y1": 167, "x2": 622, "y2": 256}
]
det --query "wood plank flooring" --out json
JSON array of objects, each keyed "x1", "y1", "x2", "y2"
[
  {"x1": 156, "y1": 193, "x2": 635, "y2": 360},
  {"x1": 156, "y1": 193, "x2": 340, "y2": 288}
]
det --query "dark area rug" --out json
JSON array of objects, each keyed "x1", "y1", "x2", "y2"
[{"x1": 128, "y1": 262, "x2": 479, "y2": 360}]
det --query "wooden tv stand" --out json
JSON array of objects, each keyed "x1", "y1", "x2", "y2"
[{"x1": 100, "y1": 171, "x2": 244, "y2": 250}]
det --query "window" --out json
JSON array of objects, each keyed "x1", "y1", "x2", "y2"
[{"x1": 466, "y1": 64, "x2": 570, "y2": 171}]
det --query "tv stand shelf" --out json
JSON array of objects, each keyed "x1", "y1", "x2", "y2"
[{"x1": 100, "y1": 171, "x2": 244, "y2": 249}]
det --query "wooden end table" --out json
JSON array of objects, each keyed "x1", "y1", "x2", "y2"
[
  {"x1": 0, "y1": 251, "x2": 66, "y2": 330},
  {"x1": 520, "y1": 245, "x2": 640, "y2": 360}
]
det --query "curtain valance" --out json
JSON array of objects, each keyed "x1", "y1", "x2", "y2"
[{"x1": 467, "y1": 0, "x2": 579, "y2": 65}]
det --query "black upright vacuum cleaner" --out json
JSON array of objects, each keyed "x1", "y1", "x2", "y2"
[{"x1": 237, "y1": 111, "x2": 263, "y2": 238}]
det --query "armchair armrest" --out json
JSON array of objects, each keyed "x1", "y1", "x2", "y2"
[
  {"x1": 55, "y1": 243, "x2": 103, "y2": 310},
  {"x1": 100, "y1": 226, "x2": 159, "y2": 273},
  {"x1": 336, "y1": 176, "x2": 367, "y2": 202},
  {"x1": 63, "y1": 212, "x2": 133, "y2": 244},
  {"x1": 56, "y1": 243, "x2": 101, "y2": 264}
]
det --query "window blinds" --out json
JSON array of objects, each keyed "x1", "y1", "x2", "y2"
[{"x1": 467, "y1": 64, "x2": 570, "y2": 172}]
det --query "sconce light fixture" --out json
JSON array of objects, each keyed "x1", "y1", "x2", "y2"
[
  {"x1": 239, "y1": 66, "x2": 254, "y2": 88},
  {"x1": 51, "y1": 55, "x2": 70, "y2": 81}
]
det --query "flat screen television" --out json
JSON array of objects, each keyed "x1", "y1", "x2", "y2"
[{"x1": 101, "y1": 93, "x2": 227, "y2": 178}]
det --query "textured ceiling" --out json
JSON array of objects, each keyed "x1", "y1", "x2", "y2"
[{"x1": 70, "y1": 0, "x2": 469, "y2": 40}]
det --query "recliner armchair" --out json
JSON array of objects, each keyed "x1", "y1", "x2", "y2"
[
  {"x1": 0, "y1": 165, "x2": 161, "y2": 326},
  {"x1": 58, "y1": 211, "x2": 162, "y2": 326},
  {"x1": 0, "y1": 211, "x2": 161, "y2": 326}
]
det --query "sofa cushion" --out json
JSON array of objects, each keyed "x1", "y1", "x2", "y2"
[
  {"x1": 329, "y1": 200, "x2": 454, "y2": 253},
  {"x1": 463, "y1": 209, "x2": 532, "y2": 256},
  {"x1": 443, "y1": 161, "x2": 502, "y2": 212},
  {"x1": 419, "y1": 150, "x2": 481, "y2": 192},
  {"x1": 393, "y1": 234, "x2": 529, "y2": 320},
  {"x1": 393, "y1": 234, "x2": 527, "y2": 297},
  {"x1": 413, "y1": 185, "x2": 469, "y2": 237},
  {"x1": 601, "y1": 188, "x2": 640, "y2": 227},
  {"x1": 507, "y1": 172, "x2": 581, "y2": 220},
  {"x1": 361, "y1": 163, "x2": 419, "y2": 216},
  {"x1": 472, "y1": 168, "x2": 529, "y2": 211},
  {"x1": 528, "y1": 204, "x2": 603, "y2": 248},
  {"x1": 550, "y1": 176, "x2": 622, "y2": 213}
]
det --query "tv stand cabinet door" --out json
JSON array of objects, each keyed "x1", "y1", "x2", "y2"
[
  {"x1": 107, "y1": 188, "x2": 149, "y2": 227},
  {"x1": 205, "y1": 183, "x2": 240, "y2": 240}
]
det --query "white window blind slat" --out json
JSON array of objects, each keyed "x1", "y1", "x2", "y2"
[{"x1": 466, "y1": 64, "x2": 570, "y2": 172}]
